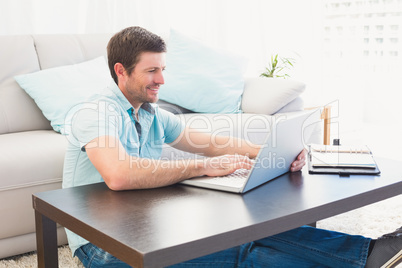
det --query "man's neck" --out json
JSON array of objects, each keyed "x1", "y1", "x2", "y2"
[
  {"x1": 133, "y1": 108, "x2": 140, "y2": 121},
  {"x1": 132, "y1": 103, "x2": 142, "y2": 121},
  {"x1": 117, "y1": 85, "x2": 142, "y2": 119}
]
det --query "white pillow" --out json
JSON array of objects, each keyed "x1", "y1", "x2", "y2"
[
  {"x1": 275, "y1": 97, "x2": 304, "y2": 113},
  {"x1": 241, "y1": 77, "x2": 306, "y2": 114},
  {"x1": 14, "y1": 57, "x2": 112, "y2": 134},
  {"x1": 159, "y1": 29, "x2": 247, "y2": 114}
]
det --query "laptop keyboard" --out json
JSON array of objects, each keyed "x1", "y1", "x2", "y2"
[{"x1": 206, "y1": 168, "x2": 250, "y2": 188}]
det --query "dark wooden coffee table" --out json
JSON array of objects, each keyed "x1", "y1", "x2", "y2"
[{"x1": 33, "y1": 157, "x2": 402, "y2": 267}]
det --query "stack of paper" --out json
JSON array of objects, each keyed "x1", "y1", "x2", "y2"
[{"x1": 310, "y1": 144, "x2": 377, "y2": 169}]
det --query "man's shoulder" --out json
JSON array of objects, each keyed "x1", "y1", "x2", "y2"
[
  {"x1": 152, "y1": 103, "x2": 175, "y2": 120},
  {"x1": 71, "y1": 90, "x2": 125, "y2": 133},
  {"x1": 78, "y1": 86, "x2": 125, "y2": 115},
  {"x1": 86, "y1": 86, "x2": 119, "y2": 105},
  {"x1": 153, "y1": 103, "x2": 185, "y2": 131}
]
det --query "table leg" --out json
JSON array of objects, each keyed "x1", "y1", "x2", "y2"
[
  {"x1": 35, "y1": 210, "x2": 58, "y2": 268},
  {"x1": 307, "y1": 222, "x2": 317, "y2": 228}
]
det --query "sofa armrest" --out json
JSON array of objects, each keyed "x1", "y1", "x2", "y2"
[{"x1": 241, "y1": 77, "x2": 306, "y2": 115}]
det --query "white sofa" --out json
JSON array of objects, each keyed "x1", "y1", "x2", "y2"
[{"x1": 0, "y1": 34, "x2": 322, "y2": 259}]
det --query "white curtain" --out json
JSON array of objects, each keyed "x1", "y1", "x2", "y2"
[{"x1": 1, "y1": 0, "x2": 401, "y2": 141}]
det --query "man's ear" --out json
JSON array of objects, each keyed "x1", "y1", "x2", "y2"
[{"x1": 114, "y1": 63, "x2": 126, "y2": 83}]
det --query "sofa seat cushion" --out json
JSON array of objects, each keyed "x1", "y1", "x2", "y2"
[
  {"x1": 0, "y1": 130, "x2": 67, "y2": 190},
  {"x1": 0, "y1": 130, "x2": 67, "y2": 239}
]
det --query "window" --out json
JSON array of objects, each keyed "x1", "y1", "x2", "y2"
[
  {"x1": 322, "y1": 0, "x2": 402, "y2": 129},
  {"x1": 373, "y1": 50, "x2": 384, "y2": 56}
]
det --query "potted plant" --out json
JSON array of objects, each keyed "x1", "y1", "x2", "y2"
[{"x1": 260, "y1": 54, "x2": 295, "y2": 79}]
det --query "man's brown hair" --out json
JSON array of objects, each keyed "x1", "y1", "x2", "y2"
[{"x1": 107, "y1": 26, "x2": 166, "y2": 84}]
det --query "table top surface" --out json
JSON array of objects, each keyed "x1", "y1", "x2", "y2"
[{"x1": 33, "y1": 157, "x2": 402, "y2": 267}]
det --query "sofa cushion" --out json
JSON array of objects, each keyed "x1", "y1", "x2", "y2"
[
  {"x1": 159, "y1": 29, "x2": 246, "y2": 114},
  {"x1": 0, "y1": 180, "x2": 66, "y2": 240},
  {"x1": 241, "y1": 77, "x2": 306, "y2": 114},
  {"x1": 157, "y1": 99, "x2": 194, "y2": 114},
  {"x1": 0, "y1": 35, "x2": 51, "y2": 135},
  {"x1": 0, "y1": 130, "x2": 67, "y2": 190},
  {"x1": 14, "y1": 57, "x2": 112, "y2": 134},
  {"x1": 0, "y1": 130, "x2": 67, "y2": 238},
  {"x1": 33, "y1": 34, "x2": 112, "y2": 69}
]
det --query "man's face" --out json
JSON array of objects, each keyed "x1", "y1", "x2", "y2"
[{"x1": 121, "y1": 52, "x2": 166, "y2": 109}]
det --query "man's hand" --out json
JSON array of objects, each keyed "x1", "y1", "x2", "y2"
[
  {"x1": 290, "y1": 149, "x2": 307, "y2": 172},
  {"x1": 202, "y1": 154, "x2": 254, "y2": 177}
]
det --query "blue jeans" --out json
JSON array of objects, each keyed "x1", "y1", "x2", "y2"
[{"x1": 74, "y1": 226, "x2": 370, "y2": 267}]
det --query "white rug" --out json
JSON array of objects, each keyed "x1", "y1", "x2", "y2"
[{"x1": 1, "y1": 195, "x2": 401, "y2": 268}]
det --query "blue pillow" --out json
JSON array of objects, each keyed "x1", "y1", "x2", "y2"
[
  {"x1": 159, "y1": 30, "x2": 247, "y2": 114},
  {"x1": 15, "y1": 57, "x2": 112, "y2": 134}
]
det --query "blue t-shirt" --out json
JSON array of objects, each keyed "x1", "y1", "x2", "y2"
[{"x1": 62, "y1": 81, "x2": 185, "y2": 255}]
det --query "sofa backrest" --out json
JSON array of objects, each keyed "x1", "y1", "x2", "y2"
[
  {"x1": 0, "y1": 35, "x2": 47, "y2": 134},
  {"x1": 0, "y1": 34, "x2": 113, "y2": 135}
]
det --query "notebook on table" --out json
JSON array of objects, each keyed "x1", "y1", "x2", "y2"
[
  {"x1": 308, "y1": 144, "x2": 381, "y2": 175},
  {"x1": 180, "y1": 111, "x2": 313, "y2": 194}
]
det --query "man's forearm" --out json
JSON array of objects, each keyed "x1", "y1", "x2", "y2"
[
  {"x1": 87, "y1": 135, "x2": 256, "y2": 191},
  {"x1": 108, "y1": 157, "x2": 205, "y2": 190},
  {"x1": 86, "y1": 136, "x2": 207, "y2": 191},
  {"x1": 107, "y1": 154, "x2": 253, "y2": 191},
  {"x1": 206, "y1": 136, "x2": 261, "y2": 159},
  {"x1": 172, "y1": 128, "x2": 261, "y2": 159}
]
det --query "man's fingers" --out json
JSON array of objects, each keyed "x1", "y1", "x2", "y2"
[
  {"x1": 233, "y1": 160, "x2": 253, "y2": 170},
  {"x1": 291, "y1": 159, "x2": 306, "y2": 172}
]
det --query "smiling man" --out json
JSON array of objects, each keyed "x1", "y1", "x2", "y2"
[
  {"x1": 63, "y1": 26, "x2": 402, "y2": 268},
  {"x1": 115, "y1": 51, "x2": 165, "y2": 115}
]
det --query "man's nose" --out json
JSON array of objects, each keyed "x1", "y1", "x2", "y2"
[{"x1": 155, "y1": 71, "x2": 164, "y2": 85}]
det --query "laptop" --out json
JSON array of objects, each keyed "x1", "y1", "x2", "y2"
[{"x1": 180, "y1": 111, "x2": 313, "y2": 194}]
